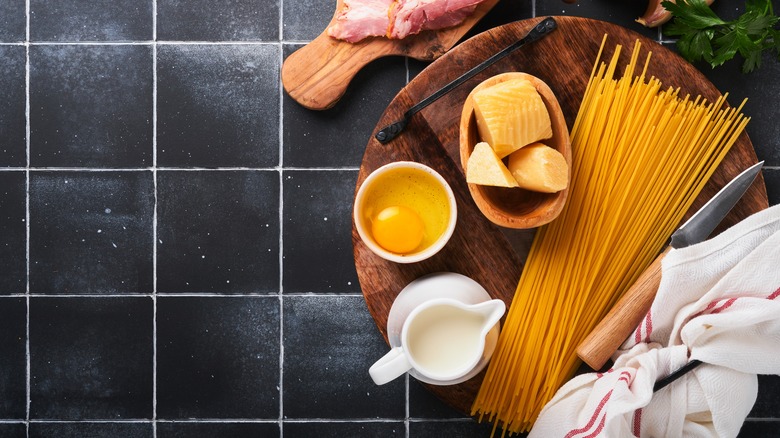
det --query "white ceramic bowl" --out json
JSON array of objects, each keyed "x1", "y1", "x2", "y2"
[{"x1": 354, "y1": 161, "x2": 457, "y2": 263}]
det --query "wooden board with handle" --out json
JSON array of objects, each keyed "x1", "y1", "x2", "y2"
[
  {"x1": 281, "y1": 0, "x2": 500, "y2": 110},
  {"x1": 353, "y1": 16, "x2": 768, "y2": 415}
]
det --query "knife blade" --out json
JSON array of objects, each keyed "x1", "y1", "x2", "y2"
[
  {"x1": 670, "y1": 161, "x2": 764, "y2": 249},
  {"x1": 576, "y1": 161, "x2": 764, "y2": 371}
]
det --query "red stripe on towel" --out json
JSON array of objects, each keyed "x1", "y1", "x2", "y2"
[
  {"x1": 582, "y1": 412, "x2": 607, "y2": 438},
  {"x1": 564, "y1": 390, "x2": 613, "y2": 438},
  {"x1": 644, "y1": 309, "x2": 653, "y2": 341},
  {"x1": 632, "y1": 408, "x2": 643, "y2": 437},
  {"x1": 710, "y1": 297, "x2": 737, "y2": 314},
  {"x1": 565, "y1": 372, "x2": 632, "y2": 438}
]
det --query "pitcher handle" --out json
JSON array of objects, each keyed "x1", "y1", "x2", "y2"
[{"x1": 369, "y1": 347, "x2": 412, "y2": 385}]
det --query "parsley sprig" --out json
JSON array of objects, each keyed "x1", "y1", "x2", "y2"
[{"x1": 662, "y1": 0, "x2": 780, "y2": 72}]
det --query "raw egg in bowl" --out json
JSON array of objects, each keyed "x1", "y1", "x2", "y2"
[{"x1": 354, "y1": 161, "x2": 457, "y2": 264}]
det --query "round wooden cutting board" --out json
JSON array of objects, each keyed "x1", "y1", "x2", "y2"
[{"x1": 352, "y1": 16, "x2": 768, "y2": 415}]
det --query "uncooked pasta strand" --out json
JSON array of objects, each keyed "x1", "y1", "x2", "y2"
[{"x1": 471, "y1": 37, "x2": 750, "y2": 434}]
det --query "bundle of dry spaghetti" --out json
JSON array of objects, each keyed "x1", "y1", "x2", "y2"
[{"x1": 471, "y1": 36, "x2": 750, "y2": 435}]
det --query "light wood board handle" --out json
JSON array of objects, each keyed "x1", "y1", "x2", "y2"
[
  {"x1": 282, "y1": 33, "x2": 398, "y2": 111},
  {"x1": 576, "y1": 246, "x2": 672, "y2": 370}
]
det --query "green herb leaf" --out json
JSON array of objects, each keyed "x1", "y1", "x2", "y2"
[
  {"x1": 664, "y1": 0, "x2": 780, "y2": 73},
  {"x1": 691, "y1": 29, "x2": 716, "y2": 62},
  {"x1": 742, "y1": 47, "x2": 762, "y2": 72}
]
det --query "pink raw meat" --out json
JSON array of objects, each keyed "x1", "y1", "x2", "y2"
[
  {"x1": 327, "y1": 0, "x2": 486, "y2": 43},
  {"x1": 327, "y1": 0, "x2": 394, "y2": 43},
  {"x1": 389, "y1": 0, "x2": 481, "y2": 39}
]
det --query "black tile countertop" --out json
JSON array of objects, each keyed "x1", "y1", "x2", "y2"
[{"x1": 1, "y1": 0, "x2": 779, "y2": 437}]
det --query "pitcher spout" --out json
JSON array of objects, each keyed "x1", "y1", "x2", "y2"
[{"x1": 470, "y1": 299, "x2": 506, "y2": 334}]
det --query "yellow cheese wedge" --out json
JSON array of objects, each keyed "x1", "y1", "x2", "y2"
[
  {"x1": 466, "y1": 142, "x2": 519, "y2": 188},
  {"x1": 507, "y1": 142, "x2": 568, "y2": 193},
  {"x1": 472, "y1": 78, "x2": 553, "y2": 158}
]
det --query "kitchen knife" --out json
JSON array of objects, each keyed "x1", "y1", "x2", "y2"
[{"x1": 576, "y1": 161, "x2": 764, "y2": 370}]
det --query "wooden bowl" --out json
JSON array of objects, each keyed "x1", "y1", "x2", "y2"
[{"x1": 459, "y1": 72, "x2": 572, "y2": 229}]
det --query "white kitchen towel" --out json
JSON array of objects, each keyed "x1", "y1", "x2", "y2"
[{"x1": 528, "y1": 203, "x2": 780, "y2": 438}]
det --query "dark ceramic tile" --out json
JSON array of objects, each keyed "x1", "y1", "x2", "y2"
[
  {"x1": 410, "y1": 420, "x2": 505, "y2": 436},
  {"x1": 0, "y1": 46, "x2": 25, "y2": 167},
  {"x1": 0, "y1": 423, "x2": 26, "y2": 438},
  {"x1": 408, "y1": 57, "x2": 428, "y2": 83},
  {"x1": 462, "y1": 0, "x2": 533, "y2": 40},
  {"x1": 284, "y1": 422, "x2": 404, "y2": 437},
  {"x1": 536, "y1": 0, "x2": 659, "y2": 40},
  {"x1": 29, "y1": 0, "x2": 153, "y2": 41},
  {"x1": 156, "y1": 171, "x2": 279, "y2": 293},
  {"x1": 28, "y1": 422, "x2": 153, "y2": 438},
  {"x1": 157, "y1": 45, "x2": 279, "y2": 168},
  {"x1": 765, "y1": 169, "x2": 780, "y2": 207},
  {"x1": 750, "y1": 375, "x2": 780, "y2": 418},
  {"x1": 157, "y1": 422, "x2": 279, "y2": 437},
  {"x1": 156, "y1": 297, "x2": 280, "y2": 419},
  {"x1": 0, "y1": 172, "x2": 26, "y2": 294},
  {"x1": 409, "y1": 380, "x2": 469, "y2": 420},
  {"x1": 0, "y1": 298, "x2": 26, "y2": 419},
  {"x1": 283, "y1": 296, "x2": 404, "y2": 419},
  {"x1": 282, "y1": 44, "x2": 406, "y2": 168},
  {"x1": 29, "y1": 45, "x2": 153, "y2": 168},
  {"x1": 739, "y1": 420, "x2": 780, "y2": 437},
  {"x1": 28, "y1": 171, "x2": 154, "y2": 294},
  {"x1": 158, "y1": 0, "x2": 279, "y2": 41},
  {"x1": 29, "y1": 297, "x2": 153, "y2": 419},
  {"x1": 282, "y1": 0, "x2": 333, "y2": 41},
  {"x1": 694, "y1": 51, "x2": 780, "y2": 167},
  {"x1": 0, "y1": 1, "x2": 25, "y2": 42},
  {"x1": 282, "y1": 170, "x2": 359, "y2": 293}
]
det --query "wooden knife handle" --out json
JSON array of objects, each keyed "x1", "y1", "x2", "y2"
[{"x1": 576, "y1": 246, "x2": 672, "y2": 370}]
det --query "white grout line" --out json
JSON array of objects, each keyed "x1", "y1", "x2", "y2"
[
  {"x1": 24, "y1": 0, "x2": 31, "y2": 434},
  {"x1": 7, "y1": 292, "x2": 364, "y2": 298},
  {"x1": 156, "y1": 41, "x2": 278, "y2": 45},
  {"x1": 151, "y1": 1, "x2": 158, "y2": 436},
  {"x1": 23, "y1": 41, "x2": 279, "y2": 46},
  {"x1": 0, "y1": 167, "x2": 360, "y2": 172},
  {"x1": 277, "y1": 4, "x2": 285, "y2": 435},
  {"x1": 4, "y1": 165, "x2": 776, "y2": 173},
  {"x1": 0, "y1": 417, "x2": 484, "y2": 424}
]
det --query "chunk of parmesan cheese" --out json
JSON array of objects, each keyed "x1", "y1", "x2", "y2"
[
  {"x1": 472, "y1": 78, "x2": 553, "y2": 158},
  {"x1": 466, "y1": 142, "x2": 519, "y2": 188},
  {"x1": 507, "y1": 142, "x2": 568, "y2": 193}
]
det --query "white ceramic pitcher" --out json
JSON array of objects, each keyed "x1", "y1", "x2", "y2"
[{"x1": 369, "y1": 272, "x2": 506, "y2": 386}]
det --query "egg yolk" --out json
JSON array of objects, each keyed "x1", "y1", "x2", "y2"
[{"x1": 371, "y1": 206, "x2": 425, "y2": 254}]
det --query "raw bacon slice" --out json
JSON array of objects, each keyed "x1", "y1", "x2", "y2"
[
  {"x1": 389, "y1": 0, "x2": 481, "y2": 40},
  {"x1": 327, "y1": 0, "x2": 486, "y2": 43},
  {"x1": 327, "y1": 0, "x2": 394, "y2": 43}
]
